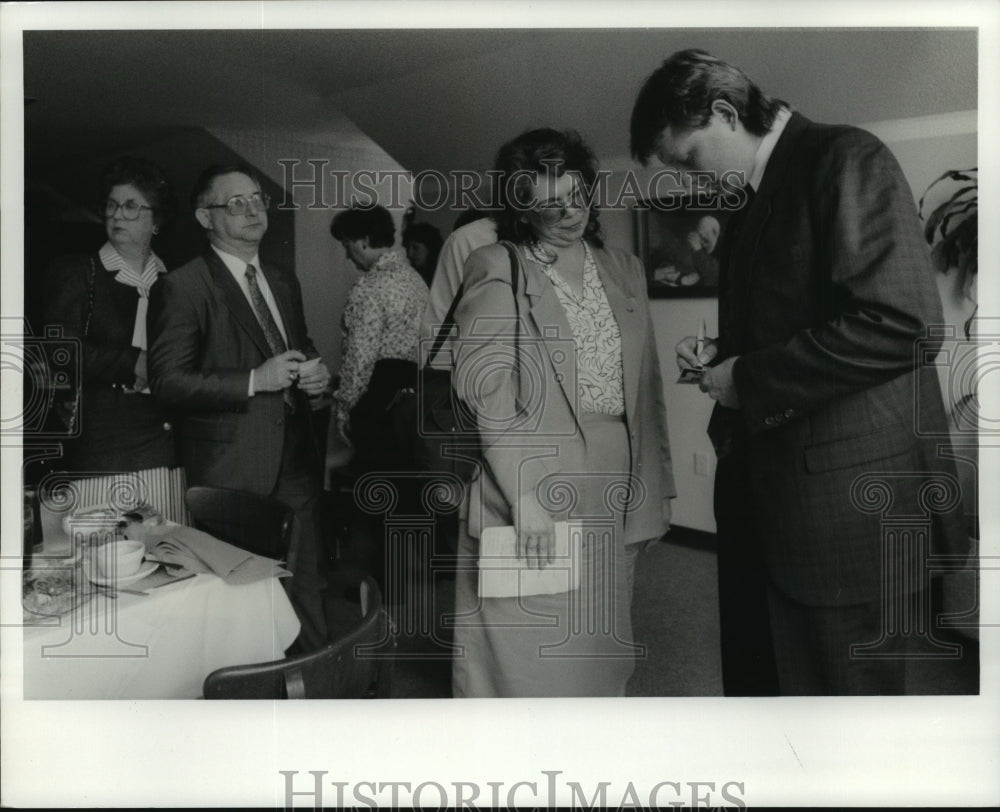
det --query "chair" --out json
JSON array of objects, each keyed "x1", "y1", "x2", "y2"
[
  {"x1": 184, "y1": 486, "x2": 293, "y2": 561},
  {"x1": 202, "y1": 576, "x2": 395, "y2": 699}
]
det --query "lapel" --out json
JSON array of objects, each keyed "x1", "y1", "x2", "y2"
[
  {"x1": 727, "y1": 111, "x2": 809, "y2": 346},
  {"x1": 258, "y1": 262, "x2": 298, "y2": 350},
  {"x1": 591, "y1": 247, "x2": 642, "y2": 423},
  {"x1": 518, "y1": 249, "x2": 579, "y2": 419},
  {"x1": 202, "y1": 248, "x2": 271, "y2": 357}
]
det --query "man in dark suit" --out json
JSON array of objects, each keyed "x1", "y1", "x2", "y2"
[
  {"x1": 147, "y1": 163, "x2": 331, "y2": 649},
  {"x1": 630, "y1": 50, "x2": 965, "y2": 694}
]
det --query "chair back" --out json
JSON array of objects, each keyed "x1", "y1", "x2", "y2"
[
  {"x1": 203, "y1": 576, "x2": 394, "y2": 699},
  {"x1": 185, "y1": 485, "x2": 292, "y2": 560}
]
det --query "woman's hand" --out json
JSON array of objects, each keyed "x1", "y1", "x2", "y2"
[{"x1": 514, "y1": 490, "x2": 555, "y2": 569}]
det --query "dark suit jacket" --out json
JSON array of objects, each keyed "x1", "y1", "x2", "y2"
[
  {"x1": 146, "y1": 248, "x2": 319, "y2": 495},
  {"x1": 713, "y1": 111, "x2": 965, "y2": 606},
  {"x1": 43, "y1": 252, "x2": 176, "y2": 472},
  {"x1": 454, "y1": 241, "x2": 675, "y2": 545}
]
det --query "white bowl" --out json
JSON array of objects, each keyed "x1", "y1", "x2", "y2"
[{"x1": 94, "y1": 540, "x2": 145, "y2": 578}]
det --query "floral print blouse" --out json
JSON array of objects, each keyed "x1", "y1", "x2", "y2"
[
  {"x1": 531, "y1": 241, "x2": 625, "y2": 416},
  {"x1": 334, "y1": 251, "x2": 429, "y2": 430}
]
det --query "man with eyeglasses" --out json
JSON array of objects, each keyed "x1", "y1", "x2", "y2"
[{"x1": 147, "y1": 163, "x2": 331, "y2": 650}]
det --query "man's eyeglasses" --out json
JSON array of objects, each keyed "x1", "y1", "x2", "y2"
[
  {"x1": 533, "y1": 185, "x2": 589, "y2": 226},
  {"x1": 203, "y1": 193, "x2": 271, "y2": 217},
  {"x1": 104, "y1": 199, "x2": 154, "y2": 221}
]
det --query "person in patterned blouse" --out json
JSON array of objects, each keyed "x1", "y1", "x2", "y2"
[
  {"x1": 449, "y1": 128, "x2": 675, "y2": 697},
  {"x1": 329, "y1": 204, "x2": 429, "y2": 471}
]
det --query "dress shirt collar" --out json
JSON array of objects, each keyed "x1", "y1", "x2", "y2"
[
  {"x1": 211, "y1": 243, "x2": 263, "y2": 282},
  {"x1": 748, "y1": 106, "x2": 792, "y2": 192}
]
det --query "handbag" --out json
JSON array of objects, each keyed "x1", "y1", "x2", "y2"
[{"x1": 416, "y1": 242, "x2": 521, "y2": 482}]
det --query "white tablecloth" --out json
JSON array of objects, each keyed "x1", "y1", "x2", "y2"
[
  {"x1": 23, "y1": 573, "x2": 300, "y2": 699},
  {"x1": 22, "y1": 507, "x2": 300, "y2": 699}
]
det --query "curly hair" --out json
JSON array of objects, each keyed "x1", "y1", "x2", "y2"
[
  {"x1": 329, "y1": 204, "x2": 396, "y2": 248},
  {"x1": 491, "y1": 127, "x2": 603, "y2": 248},
  {"x1": 98, "y1": 156, "x2": 176, "y2": 229}
]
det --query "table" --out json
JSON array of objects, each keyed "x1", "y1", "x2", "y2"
[{"x1": 21, "y1": 511, "x2": 300, "y2": 700}]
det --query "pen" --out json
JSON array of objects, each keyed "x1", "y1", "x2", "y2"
[{"x1": 695, "y1": 319, "x2": 706, "y2": 366}]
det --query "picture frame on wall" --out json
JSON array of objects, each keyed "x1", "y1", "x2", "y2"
[{"x1": 634, "y1": 199, "x2": 732, "y2": 298}]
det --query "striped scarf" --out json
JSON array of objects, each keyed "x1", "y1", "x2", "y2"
[{"x1": 98, "y1": 242, "x2": 167, "y2": 350}]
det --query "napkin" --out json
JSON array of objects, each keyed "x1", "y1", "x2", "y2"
[{"x1": 123, "y1": 522, "x2": 290, "y2": 585}]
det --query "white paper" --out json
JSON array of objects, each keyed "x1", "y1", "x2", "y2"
[{"x1": 477, "y1": 520, "x2": 579, "y2": 598}]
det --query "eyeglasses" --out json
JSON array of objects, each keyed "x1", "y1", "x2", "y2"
[
  {"x1": 104, "y1": 199, "x2": 154, "y2": 220},
  {"x1": 203, "y1": 192, "x2": 271, "y2": 217},
  {"x1": 533, "y1": 184, "x2": 589, "y2": 225}
]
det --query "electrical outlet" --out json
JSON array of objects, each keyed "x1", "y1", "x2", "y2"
[{"x1": 694, "y1": 452, "x2": 709, "y2": 477}]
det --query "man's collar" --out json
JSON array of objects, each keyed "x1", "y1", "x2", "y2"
[
  {"x1": 210, "y1": 243, "x2": 262, "y2": 278},
  {"x1": 748, "y1": 106, "x2": 792, "y2": 192}
]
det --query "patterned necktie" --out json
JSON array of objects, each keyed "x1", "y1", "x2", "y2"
[
  {"x1": 245, "y1": 264, "x2": 287, "y2": 355},
  {"x1": 245, "y1": 264, "x2": 294, "y2": 408}
]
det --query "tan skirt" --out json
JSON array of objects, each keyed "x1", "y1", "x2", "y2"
[{"x1": 451, "y1": 413, "x2": 643, "y2": 697}]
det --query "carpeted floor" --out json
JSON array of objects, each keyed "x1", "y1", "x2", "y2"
[{"x1": 329, "y1": 526, "x2": 978, "y2": 698}]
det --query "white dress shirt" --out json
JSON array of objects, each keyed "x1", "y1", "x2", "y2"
[{"x1": 210, "y1": 244, "x2": 289, "y2": 396}]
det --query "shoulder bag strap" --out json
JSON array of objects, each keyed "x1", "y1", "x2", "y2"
[
  {"x1": 499, "y1": 241, "x2": 522, "y2": 393},
  {"x1": 425, "y1": 282, "x2": 465, "y2": 366}
]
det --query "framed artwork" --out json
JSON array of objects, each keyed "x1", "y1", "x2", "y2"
[{"x1": 634, "y1": 199, "x2": 732, "y2": 298}]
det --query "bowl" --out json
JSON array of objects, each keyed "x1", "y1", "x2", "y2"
[{"x1": 94, "y1": 540, "x2": 145, "y2": 579}]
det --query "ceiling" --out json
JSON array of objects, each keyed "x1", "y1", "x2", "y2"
[{"x1": 24, "y1": 27, "x2": 978, "y2": 179}]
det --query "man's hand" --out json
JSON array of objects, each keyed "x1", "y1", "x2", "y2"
[
  {"x1": 297, "y1": 360, "x2": 332, "y2": 396},
  {"x1": 699, "y1": 356, "x2": 741, "y2": 408},
  {"x1": 675, "y1": 335, "x2": 718, "y2": 371},
  {"x1": 515, "y1": 490, "x2": 555, "y2": 570},
  {"x1": 253, "y1": 350, "x2": 306, "y2": 392}
]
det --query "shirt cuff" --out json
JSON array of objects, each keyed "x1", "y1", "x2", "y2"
[{"x1": 248, "y1": 369, "x2": 254, "y2": 397}]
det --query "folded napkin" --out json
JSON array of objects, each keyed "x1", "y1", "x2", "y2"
[{"x1": 123, "y1": 522, "x2": 290, "y2": 585}]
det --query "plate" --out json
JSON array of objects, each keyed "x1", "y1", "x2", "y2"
[{"x1": 83, "y1": 557, "x2": 158, "y2": 588}]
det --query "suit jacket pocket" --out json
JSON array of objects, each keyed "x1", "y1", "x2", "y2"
[
  {"x1": 181, "y1": 414, "x2": 237, "y2": 443},
  {"x1": 804, "y1": 424, "x2": 913, "y2": 473}
]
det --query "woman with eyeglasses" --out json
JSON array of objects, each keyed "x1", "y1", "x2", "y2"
[
  {"x1": 42, "y1": 156, "x2": 187, "y2": 522},
  {"x1": 449, "y1": 128, "x2": 676, "y2": 697}
]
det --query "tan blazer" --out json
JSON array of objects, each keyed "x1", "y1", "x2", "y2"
[{"x1": 453, "y1": 240, "x2": 675, "y2": 545}]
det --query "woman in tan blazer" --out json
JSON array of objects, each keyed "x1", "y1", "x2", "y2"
[{"x1": 450, "y1": 128, "x2": 675, "y2": 696}]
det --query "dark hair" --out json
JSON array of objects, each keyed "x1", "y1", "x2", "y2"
[
  {"x1": 630, "y1": 49, "x2": 784, "y2": 165},
  {"x1": 402, "y1": 222, "x2": 443, "y2": 254},
  {"x1": 190, "y1": 162, "x2": 262, "y2": 211},
  {"x1": 98, "y1": 156, "x2": 175, "y2": 229},
  {"x1": 492, "y1": 127, "x2": 603, "y2": 247},
  {"x1": 329, "y1": 204, "x2": 395, "y2": 248}
]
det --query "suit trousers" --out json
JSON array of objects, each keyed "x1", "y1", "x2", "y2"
[
  {"x1": 272, "y1": 405, "x2": 328, "y2": 651},
  {"x1": 765, "y1": 583, "x2": 907, "y2": 695},
  {"x1": 714, "y1": 446, "x2": 780, "y2": 696}
]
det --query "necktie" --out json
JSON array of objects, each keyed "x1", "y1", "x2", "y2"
[
  {"x1": 245, "y1": 264, "x2": 287, "y2": 355},
  {"x1": 245, "y1": 264, "x2": 294, "y2": 408}
]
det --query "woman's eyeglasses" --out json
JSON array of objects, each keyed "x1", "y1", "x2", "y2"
[
  {"x1": 104, "y1": 199, "x2": 154, "y2": 220},
  {"x1": 533, "y1": 185, "x2": 589, "y2": 225},
  {"x1": 203, "y1": 192, "x2": 271, "y2": 217}
]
